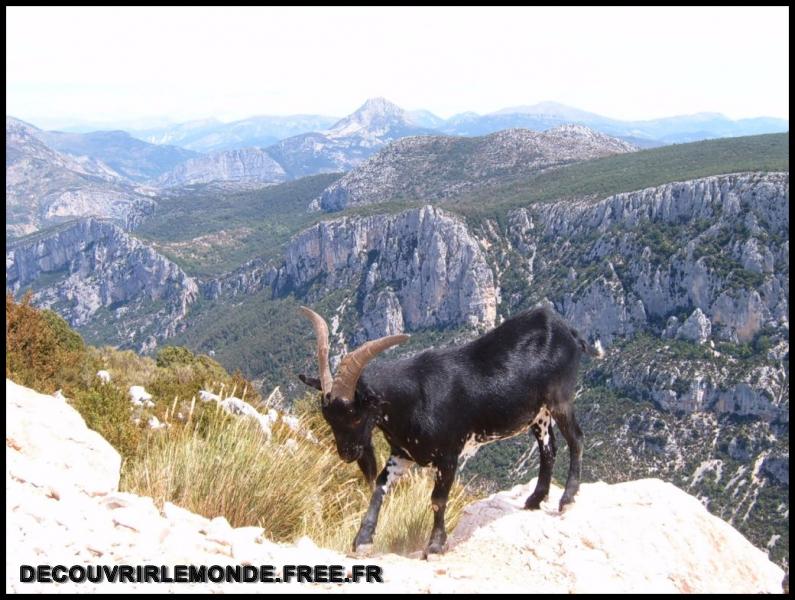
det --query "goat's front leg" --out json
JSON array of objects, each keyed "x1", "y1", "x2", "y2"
[
  {"x1": 352, "y1": 452, "x2": 411, "y2": 554},
  {"x1": 424, "y1": 459, "x2": 456, "y2": 558},
  {"x1": 356, "y1": 443, "x2": 378, "y2": 489}
]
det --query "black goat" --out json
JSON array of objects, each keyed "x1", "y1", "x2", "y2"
[{"x1": 298, "y1": 305, "x2": 603, "y2": 558}]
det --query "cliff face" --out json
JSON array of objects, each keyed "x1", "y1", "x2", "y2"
[
  {"x1": 273, "y1": 205, "x2": 497, "y2": 342},
  {"x1": 509, "y1": 172, "x2": 788, "y2": 338},
  {"x1": 6, "y1": 218, "x2": 198, "y2": 352}
]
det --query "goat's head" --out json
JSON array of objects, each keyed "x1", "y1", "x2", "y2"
[{"x1": 298, "y1": 306, "x2": 408, "y2": 463}]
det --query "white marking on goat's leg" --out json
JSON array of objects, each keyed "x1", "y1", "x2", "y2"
[
  {"x1": 531, "y1": 406, "x2": 552, "y2": 446},
  {"x1": 382, "y1": 456, "x2": 412, "y2": 494},
  {"x1": 354, "y1": 454, "x2": 411, "y2": 552},
  {"x1": 526, "y1": 408, "x2": 557, "y2": 510}
]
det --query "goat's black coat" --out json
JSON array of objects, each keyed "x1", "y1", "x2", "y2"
[{"x1": 300, "y1": 305, "x2": 598, "y2": 557}]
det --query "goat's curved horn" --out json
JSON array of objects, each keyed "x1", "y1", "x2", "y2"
[
  {"x1": 331, "y1": 334, "x2": 410, "y2": 404},
  {"x1": 299, "y1": 306, "x2": 333, "y2": 397}
]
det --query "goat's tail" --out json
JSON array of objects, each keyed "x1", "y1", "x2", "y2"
[{"x1": 571, "y1": 328, "x2": 605, "y2": 359}]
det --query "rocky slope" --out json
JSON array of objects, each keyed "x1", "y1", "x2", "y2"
[
  {"x1": 157, "y1": 147, "x2": 288, "y2": 187},
  {"x1": 265, "y1": 98, "x2": 437, "y2": 179},
  {"x1": 6, "y1": 118, "x2": 157, "y2": 238},
  {"x1": 316, "y1": 125, "x2": 636, "y2": 211},
  {"x1": 6, "y1": 378, "x2": 785, "y2": 593},
  {"x1": 5, "y1": 218, "x2": 198, "y2": 352}
]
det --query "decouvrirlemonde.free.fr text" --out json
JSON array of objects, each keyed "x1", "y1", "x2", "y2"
[{"x1": 20, "y1": 564, "x2": 384, "y2": 584}]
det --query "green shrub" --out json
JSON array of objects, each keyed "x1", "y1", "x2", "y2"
[
  {"x1": 156, "y1": 345, "x2": 199, "y2": 368},
  {"x1": 72, "y1": 384, "x2": 143, "y2": 462}
]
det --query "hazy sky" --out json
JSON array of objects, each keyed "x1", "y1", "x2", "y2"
[{"x1": 6, "y1": 6, "x2": 790, "y2": 128}]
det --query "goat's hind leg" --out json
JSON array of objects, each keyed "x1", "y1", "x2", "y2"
[
  {"x1": 551, "y1": 405, "x2": 584, "y2": 512},
  {"x1": 524, "y1": 421, "x2": 557, "y2": 510},
  {"x1": 424, "y1": 459, "x2": 456, "y2": 558}
]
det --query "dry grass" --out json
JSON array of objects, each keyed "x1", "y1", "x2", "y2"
[{"x1": 122, "y1": 392, "x2": 480, "y2": 555}]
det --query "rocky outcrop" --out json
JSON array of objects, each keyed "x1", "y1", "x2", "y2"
[
  {"x1": 359, "y1": 288, "x2": 406, "y2": 341},
  {"x1": 318, "y1": 125, "x2": 636, "y2": 211},
  {"x1": 6, "y1": 378, "x2": 785, "y2": 593},
  {"x1": 609, "y1": 353, "x2": 788, "y2": 421},
  {"x1": 158, "y1": 147, "x2": 287, "y2": 187},
  {"x1": 445, "y1": 479, "x2": 784, "y2": 593},
  {"x1": 560, "y1": 273, "x2": 647, "y2": 345},
  {"x1": 5, "y1": 218, "x2": 198, "y2": 352},
  {"x1": 6, "y1": 379, "x2": 121, "y2": 498},
  {"x1": 274, "y1": 205, "x2": 497, "y2": 339},
  {"x1": 676, "y1": 308, "x2": 712, "y2": 344},
  {"x1": 6, "y1": 117, "x2": 157, "y2": 238}
]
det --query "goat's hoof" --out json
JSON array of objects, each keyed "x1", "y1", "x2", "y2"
[
  {"x1": 422, "y1": 542, "x2": 446, "y2": 560},
  {"x1": 352, "y1": 543, "x2": 374, "y2": 557},
  {"x1": 558, "y1": 495, "x2": 576, "y2": 513},
  {"x1": 524, "y1": 492, "x2": 547, "y2": 510}
]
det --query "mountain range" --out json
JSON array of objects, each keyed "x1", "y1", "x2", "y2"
[
  {"x1": 128, "y1": 98, "x2": 788, "y2": 150},
  {"x1": 7, "y1": 98, "x2": 788, "y2": 205},
  {"x1": 5, "y1": 117, "x2": 157, "y2": 238}
]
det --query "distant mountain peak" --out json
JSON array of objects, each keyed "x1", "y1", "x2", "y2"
[
  {"x1": 327, "y1": 98, "x2": 410, "y2": 137},
  {"x1": 358, "y1": 97, "x2": 405, "y2": 115}
]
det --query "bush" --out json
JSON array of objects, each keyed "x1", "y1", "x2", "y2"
[
  {"x1": 6, "y1": 292, "x2": 98, "y2": 395},
  {"x1": 156, "y1": 345, "x2": 199, "y2": 368}
]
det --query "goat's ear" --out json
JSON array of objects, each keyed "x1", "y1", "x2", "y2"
[{"x1": 297, "y1": 373, "x2": 323, "y2": 391}]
